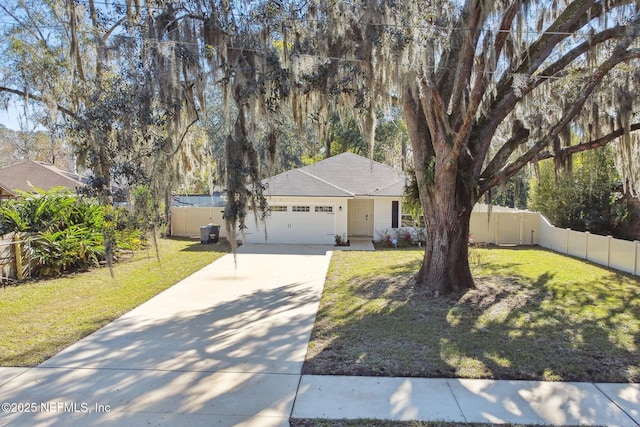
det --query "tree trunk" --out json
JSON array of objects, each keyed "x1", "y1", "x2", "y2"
[
  {"x1": 325, "y1": 135, "x2": 331, "y2": 158},
  {"x1": 404, "y1": 88, "x2": 476, "y2": 295},
  {"x1": 416, "y1": 188, "x2": 474, "y2": 295}
]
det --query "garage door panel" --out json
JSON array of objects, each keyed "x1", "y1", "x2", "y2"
[{"x1": 244, "y1": 204, "x2": 336, "y2": 244}]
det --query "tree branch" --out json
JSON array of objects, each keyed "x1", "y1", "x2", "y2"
[
  {"x1": 102, "y1": 17, "x2": 128, "y2": 43},
  {"x1": 454, "y1": 1, "x2": 520, "y2": 140},
  {"x1": 0, "y1": 86, "x2": 79, "y2": 122},
  {"x1": 437, "y1": 0, "x2": 487, "y2": 110},
  {"x1": 0, "y1": 2, "x2": 48, "y2": 45},
  {"x1": 480, "y1": 120, "x2": 530, "y2": 180},
  {"x1": 529, "y1": 24, "x2": 629, "y2": 90},
  {"x1": 471, "y1": 0, "x2": 629, "y2": 181},
  {"x1": 480, "y1": 46, "x2": 640, "y2": 193},
  {"x1": 533, "y1": 123, "x2": 640, "y2": 163},
  {"x1": 471, "y1": 0, "x2": 610, "y2": 175}
]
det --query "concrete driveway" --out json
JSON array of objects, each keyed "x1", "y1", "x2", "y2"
[{"x1": 0, "y1": 244, "x2": 333, "y2": 426}]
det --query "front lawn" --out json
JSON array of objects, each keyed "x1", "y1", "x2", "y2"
[
  {"x1": 0, "y1": 237, "x2": 229, "y2": 367},
  {"x1": 303, "y1": 246, "x2": 640, "y2": 382}
]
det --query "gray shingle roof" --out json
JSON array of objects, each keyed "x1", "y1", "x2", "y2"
[{"x1": 264, "y1": 152, "x2": 405, "y2": 197}]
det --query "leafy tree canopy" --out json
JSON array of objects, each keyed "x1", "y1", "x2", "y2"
[{"x1": 530, "y1": 147, "x2": 629, "y2": 237}]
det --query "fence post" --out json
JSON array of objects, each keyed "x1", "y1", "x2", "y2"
[
  {"x1": 13, "y1": 235, "x2": 23, "y2": 280},
  {"x1": 607, "y1": 235, "x2": 612, "y2": 267},
  {"x1": 634, "y1": 240, "x2": 638, "y2": 276},
  {"x1": 565, "y1": 228, "x2": 570, "y2": 255},
  {"x1": 584, "y1": 232, "x2": 590, "y2": 261}
]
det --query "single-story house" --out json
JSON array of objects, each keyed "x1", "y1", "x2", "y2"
[
  {"x1": 0, "y1": 160, "x2": 88, "y2": 199},
  {"x1": 243, "y1": 152, "x2": 406, "y2": 244}
]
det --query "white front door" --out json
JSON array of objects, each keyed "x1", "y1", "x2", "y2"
[{"x1": 349, "y1": 199, "x2": 373, "y2": 236}]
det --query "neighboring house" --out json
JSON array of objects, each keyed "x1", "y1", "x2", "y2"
[
  {"x1": 0, "y1": 182, "x2": 15, "y2": 200},
  {"x1": 172, "y1": 192, "x2": 226, "y2": 207},
  {"x1": 0, "y1": 160, "x2": 88, "y2": 199},
  {"x1": 243, "y1": 152, "x2": 406, "y2": 244}
]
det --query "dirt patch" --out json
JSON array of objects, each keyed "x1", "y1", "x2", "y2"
[{"x1": 456, "y1": 276, "x2": 542, "y2": 310}]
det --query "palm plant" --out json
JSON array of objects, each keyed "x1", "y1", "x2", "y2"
[{"x1": 1, "y1": 187, "x2": 144, "y2": 278}]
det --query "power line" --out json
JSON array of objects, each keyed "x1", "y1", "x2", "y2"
[
  {"x1": 0, "y1": 16, "x2": 623, "y2": 57},
  {"x1": 0, "y1": 4, "x2": 634, "y2": 78},
  {"x1": 0, "y1": 1, "x2": 632, "y2": 39}
]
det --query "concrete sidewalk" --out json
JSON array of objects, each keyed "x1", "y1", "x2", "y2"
[
  {"x1": 1, "y1": 243, "x2": 639, "y2": 427},
  {"x1": 0, "y1": 244, "x2": 333, "y2": 426},
  {"x1": 292, "y1": 375, "x2": 640, "y2": 426}
]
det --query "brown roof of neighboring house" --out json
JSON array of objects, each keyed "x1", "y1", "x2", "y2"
[
  {"x1": 0, "y1": 160, "x2": 87, "y2": 195},
  {"x1": 0, "y1": 182, "x2": 15, "y2": 199}
]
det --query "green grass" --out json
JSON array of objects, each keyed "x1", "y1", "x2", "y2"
[
  {"x1": 304, "y1": 246, "x2": 640, "y2": 382},
  {"x1": 0, "y1": 237, "x2": 229, "y2": 367}
]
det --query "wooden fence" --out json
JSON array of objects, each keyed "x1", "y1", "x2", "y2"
[{"x1": 0, "y1": 233, "x2": 30, "y2": 283}]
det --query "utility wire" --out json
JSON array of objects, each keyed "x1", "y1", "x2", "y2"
[
  {"x1": 0, "y1": 1, "x2": 631, "y2": 38},
  {"x1": 0, "y1": 4, "x2": 634, "y2": 79}
]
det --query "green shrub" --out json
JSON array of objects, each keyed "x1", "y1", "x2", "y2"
[
  {"x1": 529, "y1": 147, "x2": 629, "y2": 237},
  {"x1": 0, "y1": 187, "x2": 145, "y2": 278},
  {"x1": 26, "y1": 226, "x2": 104, "y2": 276}
]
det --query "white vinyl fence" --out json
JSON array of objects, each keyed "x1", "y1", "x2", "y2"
[
  {"x1": 470, "y1": 205, "x2": 640, "y2": 276},
  {"x1": 169, "y1": 206, "x2": 227, "y2": 239},
  {"x1": 170, "y1": 204, "x2": 640, "y2": 277}
]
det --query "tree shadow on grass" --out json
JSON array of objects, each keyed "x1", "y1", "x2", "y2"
[{"x1": 303, "y1": 249, "x2": 640, "y2": 383}]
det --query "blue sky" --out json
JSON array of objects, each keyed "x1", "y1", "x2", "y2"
[
  {"x1": 0, "y1": 108, "x2": 20, "y2": 130},
  {"x1": 0, "y1": 106, "x2": 40, "y2": 131}
]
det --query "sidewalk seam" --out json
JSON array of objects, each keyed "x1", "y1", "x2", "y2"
[
  {"x1": 0, "y1": 367, "x2": 32, "y2": 389},
  {"x1": 289, "y1": 374, "x2": 304, "y2": 422},
  {"x1": 592, "y1": 383, "x2": 640, "y2": 427},
  {"x1": 445, "y1": 379, "x2": 468, "y2": 423}
]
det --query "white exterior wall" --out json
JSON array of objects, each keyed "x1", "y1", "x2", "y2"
[{"x1": 372, "y1": 197, "x2": 401, "y2": 240}]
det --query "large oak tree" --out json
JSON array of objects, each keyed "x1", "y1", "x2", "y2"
[{"x1": 2, "y1": 0, "x2": 639, "y2": 295}]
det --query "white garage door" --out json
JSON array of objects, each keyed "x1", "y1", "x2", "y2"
[{"x1": 243, "y1": 204, "x2": 336, "y2": 244}]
